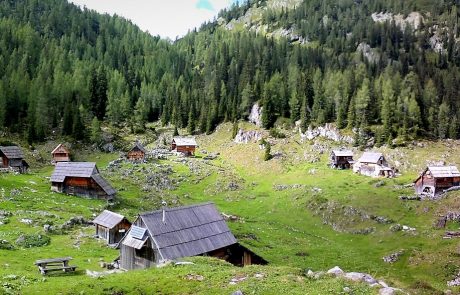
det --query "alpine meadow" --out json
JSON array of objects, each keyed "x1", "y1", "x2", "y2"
[{"x1": 1, "y1": 0, "x2": 460, "y2": 294}]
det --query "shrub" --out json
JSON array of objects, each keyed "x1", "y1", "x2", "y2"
[
  {"x1": 15, "y1": 233, "x2": 50, "y2": 248},
  {"x1": 269, "y1": 128, "x2": 286, "y2": 138},
  {"x1": 0, "y1": 239, "x2": 14, "y2": 250}
]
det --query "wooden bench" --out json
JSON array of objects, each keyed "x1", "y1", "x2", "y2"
[{"x1": 35, "y1": 257, "x2": 77, "y2": 275}]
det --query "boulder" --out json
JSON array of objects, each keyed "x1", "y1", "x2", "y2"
[
  {"x1": 327, "y1": 266, "x2": 344, "y2": 276},
  {"x1": 344, "y1": 272, "x2": 377, "y2": 284},
  {"x1": 379, "y1": 287, "x2": 399, "y2": 295},
  {"x1": 234, "y1": 129, "x2": 263, "y2": 144}
]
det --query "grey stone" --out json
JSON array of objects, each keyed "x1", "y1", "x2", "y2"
[{"x1": 327, "y1": 266, "x2": 344, "y2": 276}]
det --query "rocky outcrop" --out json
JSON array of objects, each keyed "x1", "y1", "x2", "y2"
[
  {"x1": 248, "y1": 103, "x2": 262, "y2": 127},
  {"x1": 300, "y1": 123, "x2": 354, "y2": 144},
  {"x1": 308, "y1": 266, "x2": 403, "y2": 293},
  {"x1": 234, "y1": 129, "x2": 263, "y2": 144},
  {"x1": 371, "y1": 12, "x2": 424, "y2": 31},
  {"x1": 357, "y1": 42, "x2": 381, "y2": 64}
]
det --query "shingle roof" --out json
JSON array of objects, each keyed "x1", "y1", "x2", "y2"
[
  {"x1": 0, "y1": 146, "x2": 25, "y2": 159},
  {"x1": 358, "y1": 152, "x2": 383, "y2": 164},
  {"x1": 93, "y1": 210, "x2": 126, "y2": 229},
  {"x1": 137, "y1": 202, "x2": 237, "y2": 260},
  {"x1": 50, "y1": 162, "x2": 97, "y2": 182},
  {"x1": 92, "y1": 174, "x2": 116, "y2": 196},
  {"x1": 332, "y1": 150, "x2": 353, "y2": 157},
  {"x1": 51, "y1": 144, "x2": 70, "y2": 155},
  {"x1": 173, "y1": 137, "x2": 197, "y2": 146},
  {"x1": 428, "y1": 166, "x2": 460, "y2": 178},
  {"x1": 130, "y1": 142, "x2": 147, "y2": 153}
]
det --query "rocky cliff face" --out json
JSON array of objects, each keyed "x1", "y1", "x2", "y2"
[
  {"x1": 300, "y1": 124, "x2": 354, "y2": 144},
  {"x1": 248, "y1": 103, "x2": 262, "y2": 127}
]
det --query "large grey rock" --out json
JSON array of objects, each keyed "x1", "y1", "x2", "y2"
[
  {"x1": 344, "y1": 272, "x2": 377, "y2": 284},
  {"x1": 327, "y1": 266, "x2": 344, "y2": 276},
  {"x1": 379, "y1": 287, "x2": 399, "y2": 295},
  {"x1": 234, "y1": 129, "x2": 262, "y2": 144}
]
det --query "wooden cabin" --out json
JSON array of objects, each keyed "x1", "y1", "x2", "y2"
[
  {"x1": 118, "y1": 202, "x2": 266, "y2": 270},
  {"x1": 0, "y1": 146, "x2": 29, "y2": 173},
  {"x1": 50, "y1": 162, "x2": 116, "y2": 200},
  {"x1": 51, "y1": 144, "x2": 70, "y2": 164},
  {"x1": 171, "y1": 137, "x2": 197, "y2": 156},
  {"x1": 93, "y1": 210, "x2": 131, "y2": 245},
  {"x1": 353, "y1": 152, "x2": 394, "y2": 177},
  {"x1": 414, "y1": 166, "x2": 460, "y2": 198},
  {"x1": 330, "y1": 150, "x2": 354, "y2": 169},
  {"x1": 127, "y1": 142, "x2": 147, "y2": 162}
]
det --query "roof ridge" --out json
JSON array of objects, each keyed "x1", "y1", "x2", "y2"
[
  {"x1": 157, "y1": 230, "x2": 234, "y2": 250},
  {"x1": 147, "y1": 218, "x2": 225, "y2": 236},
  {"x1": 139, "y1": 202, "x2": 215, "y2": 216}
]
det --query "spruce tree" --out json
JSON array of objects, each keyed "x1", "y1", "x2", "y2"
[
  {"x1": 72, "y1": 108, "x2": 85, "y2": 140},
  {"x1": 264, "y1": 141, "x2": 272, "y2": 161},
  {"x1": 231, "y1": 121, "x2": 239, "y2": 139},
  {"x1": 90, "y1": 117, "x2": 101, "y2": 144},
  {"x1": 187, "y1": 105, "x2": 196, "y2": 135}
]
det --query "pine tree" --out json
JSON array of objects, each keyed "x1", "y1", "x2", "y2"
[
  {"x1": 90, "y1": 117, "x2": 101, "y2": 144},
  {"x1": 187, "y1": 104, "x2": 196, "y2": 135},
  {"x1": 62, "y1": 102, "x2": 73, "y2": 136},
  {"x1": 262, "y1": 84, "x2": 276, "y2": 129},
  {"x1": 72, "y1": 107, "x2": 85, "y2": 140},
  {"x1": 264, "y1": 141, "x2": 272, "y2": 161},
  {"x1": 231, "y1": 121, "x2": 239, "y2": 139},
  {"x1": 173, "y1": 126, "x2": 179, "y2": 136},
  {"x1": 438, "y1": 103, "x2": 449, "y2": 139},
  {"x1": 0, "y1": 82, "x2": 5, "y2": 129},
  {"x1": 299, "y1": 91, "x2": 310, "y2": 133},
  {"x1": 381, "y1": 78, "x2": 395, "y2": 141}
]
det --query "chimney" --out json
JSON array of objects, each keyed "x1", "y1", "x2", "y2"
[{"x1": 162, "y1": 200, "x2": 167, "y2": 225}]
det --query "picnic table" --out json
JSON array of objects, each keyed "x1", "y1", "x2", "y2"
[{"x1": 34, "y1": 257, "x2": 77, "y2": 275}]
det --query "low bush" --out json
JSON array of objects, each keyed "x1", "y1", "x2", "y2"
[{"x1": 15, "y1": 233, "x2": 50, "y2": 248}]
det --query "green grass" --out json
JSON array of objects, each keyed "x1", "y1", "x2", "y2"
[{"x1": 1, "y1": 123, "x2": 460, "y2": 293}]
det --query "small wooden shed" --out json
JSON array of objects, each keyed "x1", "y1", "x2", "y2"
[
  {"x1": 353, "y1": 152, "x2": 394, "y2": 177},
  {"x1": 51, "y1": 144, "x2": 70, "y2": 164},
  {"x1": 0, "y1": 146, "x2": 29, "y2": 173},
  {"x1": 50, "y1": 162, "x2": 116, "y2": 200},
  {"x1": 414, "y1": 166, "x2": 460, "y2": 198},
  {"x1": 171, "y1": 137, "x2": 197, "y2": 156},
  {"x1": 127, "y1": 142, "x2": 147, "y2": 162},
  {"x1": 118, "y1": 202, "x2": 266, "y2": 270},
  {"x1": 330, "y1": 150, "x2": 354, "y2": 169},
  {"x1": 93, "y1": 210, "x2": 131, "y2": 245}
]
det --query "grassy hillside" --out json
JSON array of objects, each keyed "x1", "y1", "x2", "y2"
[{"x1": 1, "y1": 123, "x2": 460, "y2": 293}]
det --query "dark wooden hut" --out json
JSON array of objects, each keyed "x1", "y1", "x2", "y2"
[
  {"x1": 0, "y1": 146, "x2": 29, "y2": 173},
  {"x1": 171, "y1": 137, "x2": 197, "y2": 156},
  {"x1": 127, "y1": 142, "x2": 147, "y2": 162},
  {"x1": 330, "y1": 150, "x2": 354, "y2": 169},
  {"x1": 414, "y1": 166, "x2": 460, "y2": 198},
  {"x1": 93, "y1": 210, "x2": 131, "y2": 245},
  {"x1": 118, "y1": 202, "x2": 266, "y2": 270},
  {"x1": 51, "y1": 144, "x2": 70, "y2": 164},
  {"x1": 50, "y1": 162, "x2": 116, "y2": 200}
]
